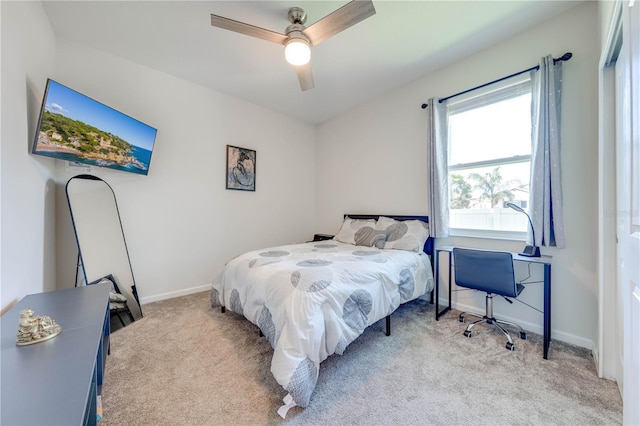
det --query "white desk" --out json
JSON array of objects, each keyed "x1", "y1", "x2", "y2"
[{"x1": 434, "y1": 246, "x2": 552, "y2": 359}]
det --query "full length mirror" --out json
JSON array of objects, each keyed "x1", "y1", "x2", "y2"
[{"x1": 66, "y1": 174, "x2": 143, "y2": 323}]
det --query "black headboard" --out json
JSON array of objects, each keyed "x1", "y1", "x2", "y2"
[{"x1": 344, "y1": 214, "x2": 434, "y2": 256}]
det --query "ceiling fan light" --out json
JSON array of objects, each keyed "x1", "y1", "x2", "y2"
[{"x1": 284, "y1": 38, "x2": 310, "y2": 66}]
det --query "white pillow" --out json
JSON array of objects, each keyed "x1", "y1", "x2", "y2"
[
  {"x1": 333, "y1": 218, "x2": 376, "y2": 245},
  {"x1": 376, "y1": 216, "x2": 429, "y2": 252}
]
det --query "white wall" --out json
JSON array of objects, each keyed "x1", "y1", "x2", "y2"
[
  {"x1": 1, "y1": 2, "x2": 317, "y2": 310},
  {"x1": 599, "y1": 0, "x2": 619, "y2": 51},
  {"x1": 317, "y1": 2, "x2": 599, "y2": 349},
  {"x1": 52, "y1": 39, "x2": 317, "y2": 303},
  {"x1": 1, "y1": 1, "x2": 603, "y2": 352},
  {"x1": 0, "y1": 1, "x2": 57, "y2": 313}
]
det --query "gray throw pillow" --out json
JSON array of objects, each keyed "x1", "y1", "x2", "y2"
[{"x1": 354, "y1": 226, "x2": 387, "y2": 249}]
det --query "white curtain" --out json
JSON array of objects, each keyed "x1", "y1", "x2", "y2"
[
  {"x1": 530, "y1": 55, "x2": 566, "y2": 248},
  {"x1": 426, "y1": 98, "x2": 449, "y2": 238}
]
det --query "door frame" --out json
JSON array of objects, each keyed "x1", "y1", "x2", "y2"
[{"x1": 597, "y1": 0, "x2": 623, "y2": 382}]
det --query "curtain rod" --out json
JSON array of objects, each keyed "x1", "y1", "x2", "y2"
[{"x1": 420, "y1": 52, "x2": 572, "y2": 109}]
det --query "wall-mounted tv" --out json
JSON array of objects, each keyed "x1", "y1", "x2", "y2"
[{"x1": 32, "y1": 79, "x2": 157, "y2": 176}]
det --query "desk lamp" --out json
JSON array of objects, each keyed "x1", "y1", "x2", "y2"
[{"x1": 506, "y1": 202, "x2": 541, "y2": 257}]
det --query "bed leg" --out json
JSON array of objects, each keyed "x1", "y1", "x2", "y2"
[
  {"x1": 385, "y1": 315, "x2": 391, "y2": 336},
  {"x1": 430, "y1": 289, "x2": 434, "y2": 304},
  {"x1": 221, "y1": 306, "x2": 225, "y2": 313}
]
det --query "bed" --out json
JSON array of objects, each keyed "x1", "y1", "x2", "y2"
[{"x1": 210, "y1": 214, "x2": 434, "y2": 414}]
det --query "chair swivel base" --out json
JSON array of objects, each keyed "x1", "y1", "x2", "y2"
[{"x1": 459, "y1": 312, "x2": 527, "y2": 351}]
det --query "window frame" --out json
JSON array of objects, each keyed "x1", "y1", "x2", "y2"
[{"x1": 444, "y1": 74, "x2": 533, "y2": 240}]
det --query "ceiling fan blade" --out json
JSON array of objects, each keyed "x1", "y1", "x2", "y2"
[
  {"x1": 295, "y1": 62, "x2": 314, "y2": 91},
  {"x1": 211, "y1": 14, "x2": 287, "y2": 45},
  {"x1": 303, "y1": 0, "x2": 376, "y2": 46}
]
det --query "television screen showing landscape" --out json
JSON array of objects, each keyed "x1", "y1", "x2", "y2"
[{"x1": 32, "y1": 79, "x2": 157, "y2": 175}]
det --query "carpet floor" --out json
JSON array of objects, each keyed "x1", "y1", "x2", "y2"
[{"x1": 100, "y1": 291, "x2": 622, "y2": 425}]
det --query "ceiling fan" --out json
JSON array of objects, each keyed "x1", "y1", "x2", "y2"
[{"x1": 210, "y1": 1, "x2": 376, "y2": 91}]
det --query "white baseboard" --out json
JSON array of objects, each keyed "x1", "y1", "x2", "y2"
[
  {"x1": 443, "y1": 299, "x2": 595, "y2": 350},
  {"x1": 139, "y1": 284, "x2": 211, "y2": 305},
  {"x1": 139, "y1": 290, "x2": 596, "y2": 351}
]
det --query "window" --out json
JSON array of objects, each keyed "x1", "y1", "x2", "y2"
[{"x1": 445, "y1": 74, "x2": 532, "y2": 239}]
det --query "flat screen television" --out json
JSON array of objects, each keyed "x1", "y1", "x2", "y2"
[{"x1": 32, "y1": 79, "x2": 157, "y2": 176}]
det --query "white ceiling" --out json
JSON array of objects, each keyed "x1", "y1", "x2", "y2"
[{"x1": 41, "y1": 1, "x2": 582, "y2": 125}]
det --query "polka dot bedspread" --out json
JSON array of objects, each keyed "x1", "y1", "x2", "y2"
[{"x1": 211, "y1": 241, "x2": 434, "y2": 409}]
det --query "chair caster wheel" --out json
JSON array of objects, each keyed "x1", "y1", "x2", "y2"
[
  {"x1": 520, "y1": 331, "x2": 527, "y2": 340},
  {"x1": 463, "y1": 330, "x2": 472, "y2": 338},
  {"x1": 459, "y1": 315, "x2": 465, "y2": 323},
  {"x1": 506, "y1": 342, "x2": 515, "y2": 351}
]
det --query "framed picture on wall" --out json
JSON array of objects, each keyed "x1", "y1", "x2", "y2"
[{"x1": 226, "y1": 145, "x2": 256, "y2": 191}]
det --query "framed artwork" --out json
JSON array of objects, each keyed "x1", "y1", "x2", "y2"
[{"x1": 226, "y1": 145, "x2": 256, "y2": 191}]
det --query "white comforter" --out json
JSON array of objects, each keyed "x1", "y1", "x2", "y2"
[{"x1": 210, "y1": 241, "x2": 434, "y2": 408}]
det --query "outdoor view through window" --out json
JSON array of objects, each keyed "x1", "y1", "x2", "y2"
[{"x1": 447, "y1": 77, "x2": 532, "y2": 237}]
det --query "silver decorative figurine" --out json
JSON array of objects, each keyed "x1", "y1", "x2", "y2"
[{"x1": 16, "y1": 308, "x2": 62, "y2": 346}]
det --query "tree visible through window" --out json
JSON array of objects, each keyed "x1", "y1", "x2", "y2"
[
  {"x1": 450, "y1": 174, "x2": 472, "y2": 209},
  {"x1": 469, "y1": 167, "x2": 519, "y2": 208},
  {"x1": 446, "y1": 74, "x2": 532, "y2": 237}
]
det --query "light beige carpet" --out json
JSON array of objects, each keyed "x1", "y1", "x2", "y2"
[{"x1": 100, "y1": 291, "x2": 622, "y2": 425}]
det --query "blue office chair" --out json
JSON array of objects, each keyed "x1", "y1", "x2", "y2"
[{"x1": 453, "y1": 248, "x2": 527, "y2": 351}]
